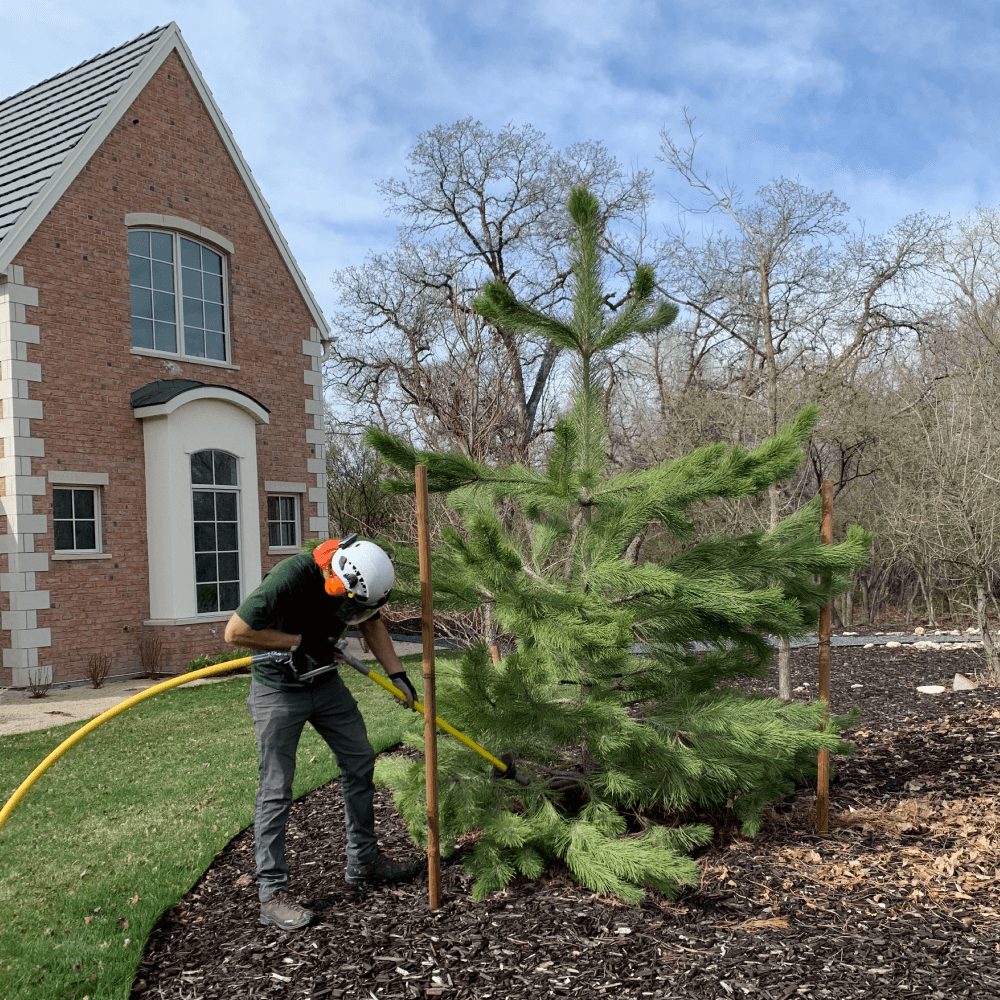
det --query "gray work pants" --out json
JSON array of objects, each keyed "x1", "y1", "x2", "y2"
[{"x1": 247, "y1": 673, "x2": 377, "y2": 902}]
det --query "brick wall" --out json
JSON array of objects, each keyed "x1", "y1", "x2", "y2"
[{"x1": 3, "y1": 51, "x2": 325, "y2": 684}]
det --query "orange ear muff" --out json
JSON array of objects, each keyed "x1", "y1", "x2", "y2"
[
  {"x1": 324, "y1": 575, "x2": 347, "y2": 597},
  {"x1": 313, "y1": 538, "x2": 340, "y2": 572}
]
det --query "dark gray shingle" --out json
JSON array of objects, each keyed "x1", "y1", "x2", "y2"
[{"x1": 0, "y1": 26, "x2": 167, "y2": 244}]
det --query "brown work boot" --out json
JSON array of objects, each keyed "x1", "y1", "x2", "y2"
[
  {"x1": 345, "y1": 852, "x2": 426, "y2": 887},
  {"x1": 259, "y1": 890, "x2": 313, "y2": 930}
]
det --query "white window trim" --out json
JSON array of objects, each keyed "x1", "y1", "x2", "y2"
[
  {"x1": 267, "y1": 493, "x2": 300, "y2": 553},
  {"x1": 52, "y1": 484, "x2": 103, "y2": 556},
  {"x1": 127, "y1": 227, "x2": 232, "y2": 365}
]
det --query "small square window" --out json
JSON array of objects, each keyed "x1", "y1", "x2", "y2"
[
  {"x1": 53, "y1": 488, "x2": 101, "y2": 552},
  {"x1": 267, "y1": 495, "x2": 299, "y2": 549}
]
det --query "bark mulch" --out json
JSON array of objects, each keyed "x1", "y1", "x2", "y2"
[{"x1": 133, "y1": 645, "x2": 1000, "y2": 999}]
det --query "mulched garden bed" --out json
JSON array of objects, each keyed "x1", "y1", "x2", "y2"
[{"x1": 133, "y1": 645, "x2": 1000, "y2": 999}]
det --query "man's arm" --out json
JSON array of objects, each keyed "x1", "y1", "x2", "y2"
[
  {"x1": 358, "y1": 617, "x2": 417, "y2": 710},
  {"x1": 224, "y1": 613, "x2": 300, "y2": 652},
  {"x1": 358, "y1": 616, "x2": 404, "y2": 674}
]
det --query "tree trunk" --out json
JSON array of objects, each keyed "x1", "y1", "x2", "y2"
[{"x1": 976, "y1": 582, "x2": 1000, "y2": 684}]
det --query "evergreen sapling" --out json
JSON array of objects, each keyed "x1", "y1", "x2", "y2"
[{"x1": 368, "y1": 187, "x2": 871, "y2": 902}]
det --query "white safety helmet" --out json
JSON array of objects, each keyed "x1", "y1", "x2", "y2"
[
  {"x1": 332, "y1": 537, "x2": 395, "y2": 606},
  {"x1": 313, "y1": 534, "x2": 395, "y2": 625}
]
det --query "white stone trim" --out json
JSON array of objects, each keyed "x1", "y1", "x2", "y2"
[
  {"x1": 264, "y1": 481, "x2": 307, "y2": 493},
  {"x1": 124, "y1": 213, "x2": 235, "y2": 254},
  {"x1": 129, "y1": 347, "x2": 240, "y2": 371},
  {"x1": 48, "y1": 471, "x2": 110, "y2": 486},
  {"x1": 0, "y1": 267, "x2": 50, "y2": 686},
  {"x1": 52, "y1": 552, "x2": 114, "y2": 561},
  {"x1": 302, "y1": 332, "x2": 328, "y2": 539},
  {"x1": 143, "y1": 612, "x2": 232, "y2": 626}
]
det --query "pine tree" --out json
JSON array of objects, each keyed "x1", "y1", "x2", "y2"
[{"x1": 367, "y1": 187, "x2": 871, "y2": 902}]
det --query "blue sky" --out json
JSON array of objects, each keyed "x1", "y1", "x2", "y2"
[{"x1": 2, "y1": 0, "x2": 998, "y2": 322}]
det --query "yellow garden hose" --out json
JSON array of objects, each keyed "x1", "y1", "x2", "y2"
[
  {"x1": 0, "y1": 649, "x2": 525, "y2": 835},
  {"x1": 0, "y1": 655, "x2": 257, "y2": 835}
]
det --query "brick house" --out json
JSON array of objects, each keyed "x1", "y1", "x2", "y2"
[{"x1": 0, "y1": 24, "x2": 331, "y2": 686}]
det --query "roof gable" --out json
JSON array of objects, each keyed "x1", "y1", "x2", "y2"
[{"x1": 0, "y1": 23, "x2": 329, "y2": 338}]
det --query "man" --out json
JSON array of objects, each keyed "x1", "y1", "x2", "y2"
[{"x1": 224, "y1": 534, "x2": 424, "y2": 931}]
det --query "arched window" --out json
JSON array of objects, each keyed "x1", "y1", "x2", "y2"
[
  {"x1": 191, "y1": 450, "x2": 241, "y2": 613},
  {"x1": 129, "y1": 230, "x2": 228, "y2": 361}
]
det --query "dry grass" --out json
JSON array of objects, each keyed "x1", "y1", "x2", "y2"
[
  {"x1": 85, "y1": 652, "x2": 112, "y2": 689},
  {"x1": 138, "y1": 634, "x2": 164, "y2": 680}
]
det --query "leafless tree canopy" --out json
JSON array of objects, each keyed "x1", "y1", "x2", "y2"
[{"x1": 326, "y1": 118, "x2": 659, "y2": 463}]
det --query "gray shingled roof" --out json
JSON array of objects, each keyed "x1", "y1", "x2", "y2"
[{"x1": 0, "y1": 26, "x2": 167, "y2": 244}]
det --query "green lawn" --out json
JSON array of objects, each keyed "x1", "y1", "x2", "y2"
[{"x1": 0, "y1": 659, "x2": 428, "y2": 1000}]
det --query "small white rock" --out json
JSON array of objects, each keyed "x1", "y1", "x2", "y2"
[
  {"x1": 953, "y1": 673, "x2": 978, "y2": 691},
  {"x1": 965, "y1": 626, "x2": 979, "y2": 634},
  {"x1": 916, "y1": 685, "x2": 946, "y2": 695},
  {"x1": 616, "y1": 926, "x2": 632, "y2": 935},
  {"x1": 933, "y1": 629, "x2": 944, "y2": 636},
  {"x1": 886, "y1": 641, "x2": 902, "y2": 649},
  {"x1": 851, "y1": 683, "x2": 863, "y2": 688},
  {"x1": 842, "y1": 631, "x2": 858, "y2": 636},
  {"x1": 863, "y1": 643, "x2": 874, "y2": 649},
  {"x1": 914, "y1": 627, "x2": 925, "y2": 635}
]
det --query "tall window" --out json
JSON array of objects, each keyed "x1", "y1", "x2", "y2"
[
  {"x1": 267, "y1": 495, "x2": 299, "y2": 548},
  {"x1": 192, "y1": 450, "x2": 241, "y2": 613},
  {"x1": 129, "y1": 231, "x2": 228, "y2": 361},
  {"x1": 53, "y1": 488, "x2": 100, "y2": 552}
]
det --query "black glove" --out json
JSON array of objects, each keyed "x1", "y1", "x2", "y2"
[
  {"x1": 291, "y1": 635, "x2": 338, "y2": 677},
  {"x1": 388, "y1": 671, "x2": 417, "y2": 711}
]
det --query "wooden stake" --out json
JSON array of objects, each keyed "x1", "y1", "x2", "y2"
[
  {"x1": 816, "y1": 479, "x2": 834, "y2": 834},
  {"x1": 415, "y1": 465, "x2": 441, "y2": 909}
]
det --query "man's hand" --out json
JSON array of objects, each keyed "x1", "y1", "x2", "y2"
[
  {"x1": 388, "y1": 671, "x2": 418, "y2": 711},
  {"x1": 291, "y1": 635, "x2": 338, "y2": 675}
]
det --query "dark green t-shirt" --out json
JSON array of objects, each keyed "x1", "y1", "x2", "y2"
[{"x1": 236, "y1": 552, "x2": 379, "y2": 690}]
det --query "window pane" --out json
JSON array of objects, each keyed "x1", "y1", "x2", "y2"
[
  {"x1": 181, "y1": 238, "x2": 201, "y2": 269},
  {"x1": 194, "y1": 522, "x2": 216, "y2": 552},
  {"x1": 182, "y1": 267, "x2": 202, "y2": 298},
  {"x1": 191, "y1": 452, "x2": 214, "y2": 485},
  {"x1": 217, "y1": 552, "x2": 239, "y2": 581},
  {"x1": 75, "y1": 521, "x2": 96, "y2": 550},
  {"x1": 152, "y1": 260, "x2": 174, "y2": 292},
  {"x1": 281, "y1": 522, "x2": 296, "y2": 547},
  {"x1": 73, "y1": 489, "x2": 94, "y2": 519},
  {"x1": 203, "y1": 248, "x2": 223, "y2": 275},
  {"x1": 215, "y1": 492, "x2": 238, "y2": 521},
  {"x1": 183, "y1": 297, "x2": 203, "y2": 329},
  {"x1": 216, "y1": 522, "x2": 238, "y2": 551},
  {"x1": 128, "y1": 230, "x2": 149, "y2": 255},
  {"x1": 130, "y1": 287, "x2": 152, "y2": 319},
  {"x1": 219, "y1": 582, "x2": 240, "y2": 611},
  {"x1": 129, "y1": 254, "x2": 151, "y2": 287},
  {"x1": 195, "y1": 552, "x2": 217, "y2": 583},
  {"x1": 205, "y1": 331, "x2": 226, "y2": 361},
  {"x1": 153, "y1": 290, "x2": 175, "y2": 322},
  {"x1": 192, "y1": 490, "x2": 215, "y2": 519},
  {"x1": 280, "y1": 496, "x2": 296, "y2": 519},
  {"x1": 54, "y1": 521, "x2": 74, "y2": 550},
  {"x1": 150, "y1": 232, "x2": 173, "y2": 261},
  {"x1": 203, "y1": 302, "x2": 224, "y2": 332},
  {"x1": 153, "y1": 322, "x2": 176, "y2": 353},
  {"x1": 131, "y1": 317, "x2": 154, "y2": 349},
  {"x1": 203, "y1": 273, "x2": 223, "y2": 302},
  {"x1": 268, "y1": 521, "x2": 281, "y2": 547},
  {"x1": 184, "y1": 327, "x2": 205, "y2": 357},
  {"x1": 267, "y1": 497, "x2": 279, "y2": 520},
  {"x1": 214, "y1": 452, "x2": 237, "y2": 486},
  {"x1": 53, "y1": 489, "x2": 72, "y2": 519},
  {"x1": 197, "y1": 584, "x2": 219, "y2": 614}
]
